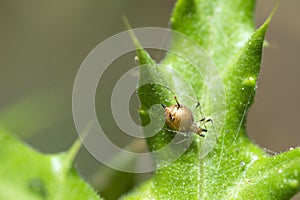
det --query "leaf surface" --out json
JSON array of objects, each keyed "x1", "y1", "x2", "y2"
[
  {"x1": 122, "y1": 0, "x2": 300, "y2": 199},
  {"x1": 0, "y1": 130, "x2": 101, "y2": 200}
]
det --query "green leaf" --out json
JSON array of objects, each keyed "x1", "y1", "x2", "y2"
[
  {"x1": 122, "y1": 0, "x2": 300, "y2": 199},
  {"x1": 0, "y1": 130, "x2": 101, "y2": 200}
]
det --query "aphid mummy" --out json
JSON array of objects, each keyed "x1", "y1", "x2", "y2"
[{"x1": 161, "y1": 96, "x2": 210, "y2": 137}]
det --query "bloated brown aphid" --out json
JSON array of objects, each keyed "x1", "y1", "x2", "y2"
[{"x1": 161, "y1": 96, "x2": 210, "y2": 137}]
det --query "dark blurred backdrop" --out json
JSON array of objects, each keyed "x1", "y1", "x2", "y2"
[{"x1": 0, "y1": 0, "x2": 299, "y2": 199}]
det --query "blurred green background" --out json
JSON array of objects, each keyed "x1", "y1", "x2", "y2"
[{"x1": 0, "y1": 0, "x2": 299, "y2": 199}]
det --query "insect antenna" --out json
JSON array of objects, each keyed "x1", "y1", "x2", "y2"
[
  {"x1": 181, "y1": 93, "x2": 212, "y2": 128},
  {"x1": 174, "y1": 96, "x2": 181, "y2": 107}
]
